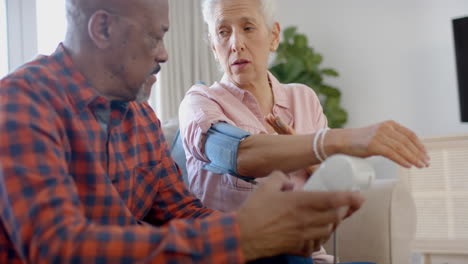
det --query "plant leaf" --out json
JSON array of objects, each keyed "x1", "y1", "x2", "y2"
[
  {"x1": 293, "y1": 34, "x2": 308, "y2": 49},
  {"x1": 321, "y1": 68, "x2": 339, "y2": 77},
  {"x1": 283, "y1": 26, "x2": 297, "y2": 44},
  {"x1": 269, "y1": 64, "x2": 287, "y2": 82},
  {"x1": 320, "y1": 85, "x2": 341, "y2": 97},
  {"x1": 312, "y1": 53, "x2": 323, "y2": 65},
  {"x1": 269, "y1": 26, "x2": 347, "y2": 128},
  {"x1": 304, "y1": 54, "x2": 318, "y2": 72},
  {"x1": 283, "y1": 57, "x2": 304, "y2": 83},
  {"x1": 325, "y1": 96, "x2": 340, "y2": 109}
]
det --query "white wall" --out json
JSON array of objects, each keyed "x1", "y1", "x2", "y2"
[{"x1": 277, "y1": 0, "x2": 468, "y2": 138}]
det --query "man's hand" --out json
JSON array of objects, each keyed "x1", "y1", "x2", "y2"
[{"x1": 236, "y1": 171, "x2": 365, "y2": 261}]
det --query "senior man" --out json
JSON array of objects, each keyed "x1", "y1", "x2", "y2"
[{"x1": 0, "y1": 0, "x2": 364, "y2": 263}]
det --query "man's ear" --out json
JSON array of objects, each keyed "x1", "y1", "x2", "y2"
[
  {"x1": 270, "y1": 22, "x2": 281, "y2": 52},
  {"x1": 88, "y1": 10, "x2": 115, "y2": 49}
]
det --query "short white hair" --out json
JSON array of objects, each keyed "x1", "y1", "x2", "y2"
[{"x1": 202, "y1": 0, "x2": 277, "y2": 34}]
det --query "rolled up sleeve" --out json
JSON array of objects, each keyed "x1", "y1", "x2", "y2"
[{"x1": 178, "y1": 85, "x2": 236, "y2": 162}]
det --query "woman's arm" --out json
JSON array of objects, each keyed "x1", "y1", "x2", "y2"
[
  {"x1": 237, "y1": 120, "x2": 430, "y2": 177},
  {"x1": 265, "y1": 114, "x2": 319, "y2": 176}
]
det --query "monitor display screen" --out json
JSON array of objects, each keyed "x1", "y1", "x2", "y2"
[{"x1": 453, "y1": 16, "x2": 468, "y2": 122}]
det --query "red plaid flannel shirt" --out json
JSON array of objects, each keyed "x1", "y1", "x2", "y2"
[{"x1": 0, "y1": 44, "x2": 244, "y2": 264}]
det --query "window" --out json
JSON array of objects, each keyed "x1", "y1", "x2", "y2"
[
  {"x1": 0, "y1": 0, "x2": 8, "y2": 78},
  {"x1": 36, "y1": 0, "x2": 66, "y2": 55}
]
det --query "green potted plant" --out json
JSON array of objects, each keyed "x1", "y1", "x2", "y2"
[{"x1": 269, "y1": 26, "x2": 347, "y2": 128}]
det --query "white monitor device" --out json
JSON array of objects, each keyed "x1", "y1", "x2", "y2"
[{"x1": 303, "y1": 154, "x2": 375, "y2": 192}]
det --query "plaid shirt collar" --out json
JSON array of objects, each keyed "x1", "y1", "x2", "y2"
[{"x1": 51, "y1": 43, "x2": 129, "y2": 128}]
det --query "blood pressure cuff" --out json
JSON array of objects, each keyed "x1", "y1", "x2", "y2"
[{"x1": 203, "y1": 122, "x2": 256, "y2": 183}]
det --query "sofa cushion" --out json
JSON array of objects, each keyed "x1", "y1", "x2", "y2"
[{"x1": 324, "y1": 179, "x2": 416, "y2": 264}]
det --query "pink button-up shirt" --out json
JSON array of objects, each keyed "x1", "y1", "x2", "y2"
[{"x1": 179, "y1": 72, "x2": 328, "y2": 212}]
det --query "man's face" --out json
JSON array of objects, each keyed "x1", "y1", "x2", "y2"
[{"x1": 108, "y1": 0, "x2": 169, "y2": 102}]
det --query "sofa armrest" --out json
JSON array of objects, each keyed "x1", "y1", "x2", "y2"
[{"x1": 323, "y1": 179, "x2": 416, "y2": 264}]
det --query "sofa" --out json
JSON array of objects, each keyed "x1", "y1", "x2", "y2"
[
  {"x1": 162, "y1": 121, "x2": 417, "y2": 264},
  {"x1": 323, "y1": 179, "x2": 416, "y2": 264}
]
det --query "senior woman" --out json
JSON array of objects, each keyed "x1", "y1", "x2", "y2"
[{"x1": 179, "y1": 0, "x2": 429, "y2": 262}]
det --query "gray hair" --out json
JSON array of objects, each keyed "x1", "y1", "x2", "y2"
[{"x1": 202, "y1": 0, "x2": 277, "y2": 35}]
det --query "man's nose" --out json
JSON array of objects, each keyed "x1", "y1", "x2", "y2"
[{"x1": 156, "y1": 42, "x2": 169, "y2": 63}]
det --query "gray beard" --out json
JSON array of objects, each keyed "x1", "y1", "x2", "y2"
[
  {"x1": 135, "y1": 87, "x2": 150, "y2": 103},
  {"x1": 135, "y1": 82, "x2": 152, "y2": 103}
]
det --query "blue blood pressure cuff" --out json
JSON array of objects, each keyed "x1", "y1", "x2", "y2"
[{"x1": 203, "y1": 122, "x2": 257, "y2": 184}]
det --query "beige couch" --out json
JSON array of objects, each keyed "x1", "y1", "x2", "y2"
[
  {"x1": 162, "y1": 121, "x2": 417, "y2": 264},
  {"x1": 324, "y1": 179, "x2": 417, "y2": 264}
]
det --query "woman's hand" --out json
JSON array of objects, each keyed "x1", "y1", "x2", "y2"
[
  {"x1": 266, "y1": 115, "x2": 429, "y2": 169},
  {"x1": 265, "y1": 113, "x2": 296, "y2": 135},
  {"x1": 327, "y1": 120, "x2": 430, "y2": 168},
  {"x1": 265, "y1": 114, "x2": 318, "y2": 175}
]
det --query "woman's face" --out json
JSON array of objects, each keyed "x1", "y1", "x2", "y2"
[{"x1": 209, "y1": 0, "x2": 280, "y2": 87}]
